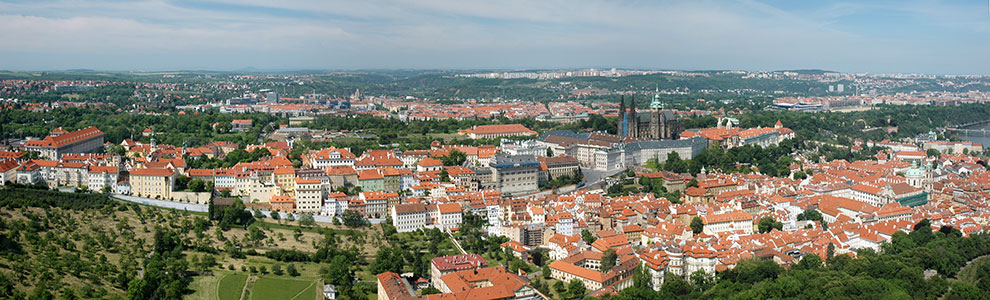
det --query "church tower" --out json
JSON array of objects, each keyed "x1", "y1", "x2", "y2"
[
  {"x1": 618, "y1": 95, "x2": 626, "y2": 136},
  {"x1": 649, "y1": 87, "x2": 663, "y2": 140},
  {"x1": 628, "y1": 95, "x2": 638, "y2": 138}
]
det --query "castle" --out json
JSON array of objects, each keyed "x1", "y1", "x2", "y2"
[{"x1": 617, "y1": 90, "x2": 682, "y2": 140}]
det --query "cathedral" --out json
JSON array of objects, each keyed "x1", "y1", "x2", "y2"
[{"x1": 617, "y1": 91, "x2": 682, "y2": 140}]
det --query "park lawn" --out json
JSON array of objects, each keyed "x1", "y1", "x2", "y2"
[
  {"x1": 219, "y1": 273, "x2": 249, "y2": 300},
  {"x1": 250, "y1": 276, "x2": 318, "y2": 300},
  {"x1": 186, "y1": 272, "x2": 222, "y2": 300},
  {"x1": 186, "y1": 271, "x2": 247, "y2": 300}
]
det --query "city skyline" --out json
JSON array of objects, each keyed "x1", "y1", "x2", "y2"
[{"x1": 1, "y1": 0, "x2": 989, "y2": 74}]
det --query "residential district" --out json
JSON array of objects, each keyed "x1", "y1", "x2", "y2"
[{"x1": 0, "y1": 98, "x2": 988, "y2": 299}]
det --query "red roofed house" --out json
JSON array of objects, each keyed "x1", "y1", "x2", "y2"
[
  {"x1": 304, "y1": 147, "x2": 355, "y2": 168},
  {"x1": 25, "y1": 127, "x2": 104, "y2": 160},
  {"x1": 0, "y1": 159, "x2": 19, "y2": 185},
  {"x1": 701, "y1": 210, "x2": 753, "y2": 235},
  {"x1": 231, "y1": 119, "x2": 252, "y2": 132},
  {"x1": 549, "y1": 250, "x2": 638, "y2": 292},
  {"x1": 430, "y1": 254, "x2": 488, "y2": 288},
  {"x1": 435, "y1": 266, "x2": 546, "y2": 300},
  {"x1": 416, "y1": 157, "x2": 443, "y2": 172},
  {"x1": 458, "y1": 124, "x2": 537, "y2": 139},
  {"x1": 87, "y1": 165, "x2": 118, "y2": 192},
  {"x1": 130, "y1": 168, "x2": 176, "y2": 200},
  {"x1": 430, "y1": 202, "x2": 463, "y2": 231},
  {"x1": 295, "y1": 178, "x2": 323, "y2": 213},
  {"x1": 379, "y1": 266, "x2": 546, "y2": 300},
  {"x1": 270, "y1": 195, "x2": 296, "y2": 214},
  {"x1": 391, "y1": 203, "x2": 428, "y2": 233}
]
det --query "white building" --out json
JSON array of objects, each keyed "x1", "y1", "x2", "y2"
[
  {"x1": 701, "y1": 210, "x2": 753, "y2": 236},
  {"x1": 431, "y1": 203, "x2": 463, "y2": 231},
  {"x1": 392, "y1": 203, "x2": 428, "y2": 233},
  {"x1": 295, "y1": 178, "x2": 325, "y2": 213}
]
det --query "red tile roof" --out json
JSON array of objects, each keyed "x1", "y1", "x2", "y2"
[
  {"x1": 25, "y1": 126, "x2": 103, "y2": 148},
  {"x1": 130, "y1": 168, "x2": 174, "y2": 176}
]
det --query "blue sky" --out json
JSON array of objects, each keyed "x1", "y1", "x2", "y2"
[{"x1": 0, "y1": 0, "x2": 988, "y2": 74}]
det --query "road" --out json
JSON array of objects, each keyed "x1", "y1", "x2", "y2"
[
  {"x1": 580, "y1": 168, "x2": 625, "y2": 190},
  {"x1": 112, "y1": 194, "x2": 385, "y2": 224}
]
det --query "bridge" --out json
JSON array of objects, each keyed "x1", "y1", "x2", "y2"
[
  {"x1": 945, "y1": 120, "x2": 990, "y2": 137},
  {"x1": 954, "y1": 120, "x2": 990, "y2": 129}
]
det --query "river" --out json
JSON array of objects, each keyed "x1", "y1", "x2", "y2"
[{"x1": 958, "y1": 122, "x2": 990, "y2": 148}]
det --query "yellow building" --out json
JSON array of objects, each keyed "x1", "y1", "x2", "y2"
[
  {"x1": 272, "y1": 166, "x2": 296, "y2": 196},
  {"x1": 130, "y1": 168, "x2": 175, "y2": 200}
]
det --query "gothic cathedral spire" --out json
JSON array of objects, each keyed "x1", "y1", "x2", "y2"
[{"x1": 618, "y1": 95, "x2": 625, "y2": 136}]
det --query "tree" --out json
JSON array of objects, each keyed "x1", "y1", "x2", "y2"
[
  {"x1": 440, "y1": 149, "x2": 467, "y2": 166},
  {"x1": 270, "y1": 211, "x2": 281, "y2": 222},
  {"x1": 271, "y1": 263, "x2": 283, "y2": 275},
  {"x1": 690, "y1": 217, "x2": 704, "y2": 235},
  {"x1": 926, "y1": 148, "x2": 940, "y2": 157},
  {"x1": 342, "y1": 210, "x2": 365, "y2": 227},
  {"x1": 421, "y1": 287, "x2": 442, "y2": 295},
  {"x1": 566, "y1": 279, "x2": 587, "y2": 299},
  {"x1": 690, "y1": 270, "x2": 712, "y2": 292},
  {"x1": 546, "y1": 147, "x2": 554, "y2": 157},
  {"x1": 601, "y1": 249, "x2": 617, "y2": 273},
  {"x1": 298, "y1": 212, "x2": 316, "y2": 227},
  {"x1": 553, "y1": 280, "x2": 566, "y2": 295},
  {"x1": 580, "y1": 229, "x2": 597, "y2": 245},
  {"x1": 174, "y1": 175, "x2": 190, "y2": 191},
  {"x1": 188, "y1": 179, "x2": 206, "y2": 193},
  {"x1": 793, "y1": 253, "x2": 823, "y2": 270},
  {"x1": 287, "y1": 263, "x2": 300, "y2": 276},
  {"x1": 757, "y1": 216, "x2": 783, "y2": 233}
]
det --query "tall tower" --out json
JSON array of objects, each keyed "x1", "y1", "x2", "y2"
[
  {"x1": 618, "y1": 95, "x2": 626, "y2": 136},
  {"x1": 628, "y1": 95, "x2": 638, "y2": 138}
]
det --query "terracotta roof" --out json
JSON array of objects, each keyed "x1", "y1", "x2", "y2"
[
  {"x1": 394, "y1": 203, "x2": 427, "y2": 215},
  {"x1": 87, "y1": 165, "x2": 117, "y2": 174},
  {"x1": 358, "y1": 169, "x2": 384, "y2": 180},
  {"x1": 702, "y1": 210, "x2": 753, "y2": 224},
  {"x1": 430, "y1": 254, "x2": 487, "y2": 272},
  {"x1": 458, "y1": 124, "x2": 536, "y2": 135},
  {"x1": 130, "y1": 168, "x2": 174, "y2": 176},
  {"x1": 418, "y1": 157, "x2": 443, "y2": 167},
  {"x1": 0, "y1": 159, "x2": 19, "y2": 172},
  {"x1": 437, "y1": 203, "x2": 462, "y2": 214},
  {"x1": 326, "y1": 165, "x2": 357, "y2": 175},
  {"x1": 26, "y1": 126, "x2": 103, "y2": 148}
]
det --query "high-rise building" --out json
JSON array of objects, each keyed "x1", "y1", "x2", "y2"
[{"x1": 266, "y1": 91, "x2": 279, "y2": 104}]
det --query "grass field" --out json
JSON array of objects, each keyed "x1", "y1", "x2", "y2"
[
  {"x1": 250, "y1": 276, "x2": 318, "y2": 300},
  {"x1": 187, "y1": 271, "x2": 248, "y2": 300},
  {"x1": 188, "y1": 271, "x2": 317, "y2": 300},
  {"x1": 219, "y1": 274, "x2": 249, "y2": 300}
]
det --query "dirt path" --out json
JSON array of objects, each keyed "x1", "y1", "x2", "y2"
[{"x1": 239, "y1": 275, "x2": 257, "y2": 300}]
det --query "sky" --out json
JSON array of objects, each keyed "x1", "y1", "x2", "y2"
[{"x1": 0, "y1": 0, "x2": 988, "y2": 74}]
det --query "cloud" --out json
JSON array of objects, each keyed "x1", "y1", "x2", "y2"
[{"x1": 0, "y1": 0, "x2": 987, "y2": 73}]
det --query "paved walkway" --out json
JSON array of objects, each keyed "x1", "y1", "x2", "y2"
[
  {"x1": 111, "y1": 194, "x2": 386, "y2": 224},
  {"x1": 112, "y1": 194, "x2": 208, "y2": 212},
  {"x1": 447, "y1": 230, "x2": 467, "y2": 255}
]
